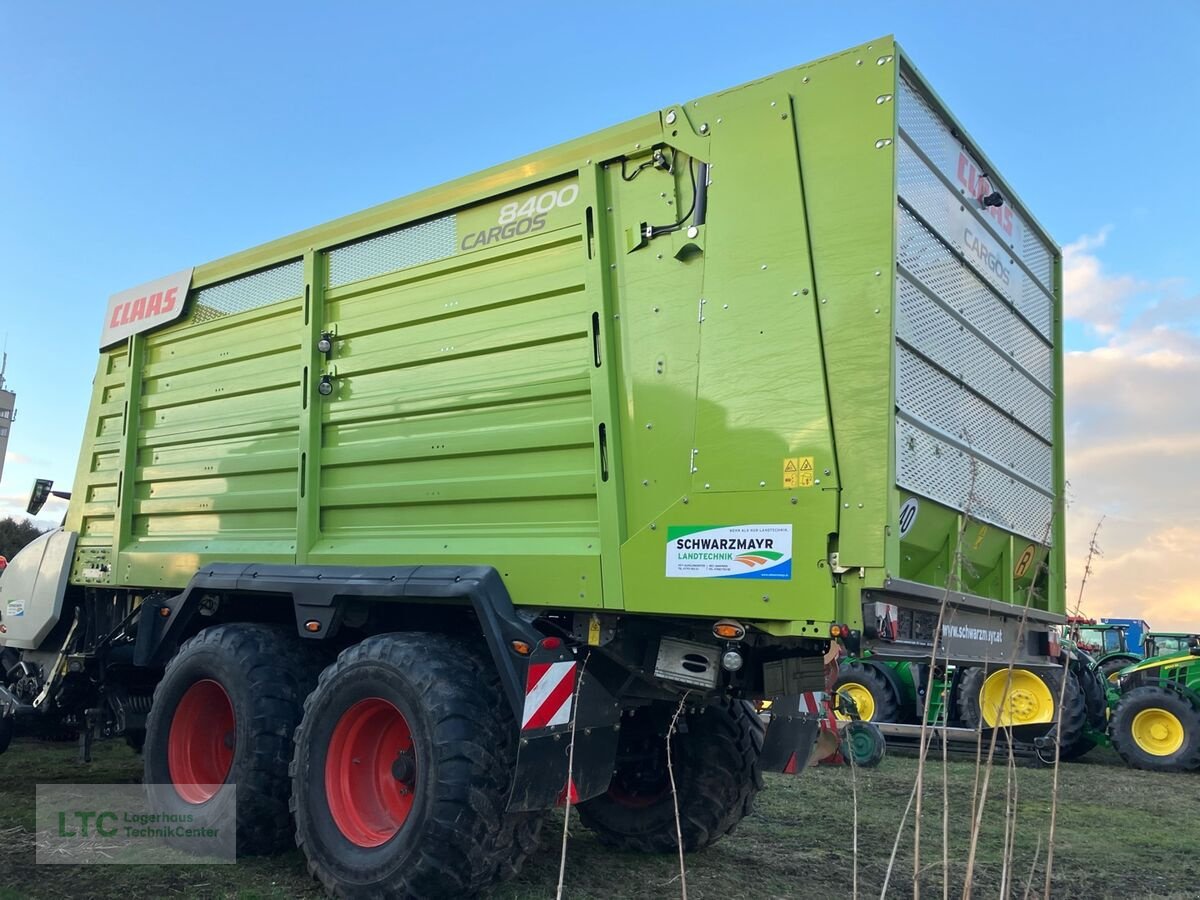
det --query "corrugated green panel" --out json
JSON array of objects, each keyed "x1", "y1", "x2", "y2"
[
  {"x1": 66, "y1": 353, "x2": 126, "y2": 571},
  {"x1": 310, "y1": 199, "x2": 603, "y2": 607},
  {"x1": 120, "y1": 294, "x2": 304, "y2": 572}
]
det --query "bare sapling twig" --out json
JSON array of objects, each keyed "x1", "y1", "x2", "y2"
[
  {"x1": 1022, "y1": 833, "x2": 1043, "y2": 900},
  {"x1": 1042, "y1": 517, "x2": 1103, "y2": 899},
  {"x1": 666, "y1": 691, "x2": 691, "y2": 900},
  {"x1": 555, "y1": 651, "x2": 591, "y2": 900},
  {"x1": 962, "y1": 509, "x2": 1056, "y2": 899},
  {"x1": 942, "y1": 678, "x2": 950, "y2": 900},
  {"x1": 999, "y1": 729, "x2": 1019, "y2": 898},
  {"x1": 881, "y1": 778, "x2": 919, "y2": 899},
  {"x1": 849, "y1": 721, "x2": 860, "y2": 900},
  {"x1": 913, "y1": 455, "x2": 979, "y2": 899}
]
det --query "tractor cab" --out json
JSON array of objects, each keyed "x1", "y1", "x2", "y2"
[
  {"x1": 1067, "y1": 616, "x2": 1128, "y2": 655},
  {"x1": 1143, "y1": 633, "x2": 1200, "y2": 658},
  {"x1": 1066, "y1": 617, "x2": 1141, "y2": 679}
]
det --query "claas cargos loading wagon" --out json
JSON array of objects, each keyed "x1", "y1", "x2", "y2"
[{"x1": 0, "y1": 36, "x2": 1066, "y2": 895}]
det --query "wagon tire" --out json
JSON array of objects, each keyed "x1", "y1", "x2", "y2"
[
  {"x1": 576, "y1": 699, "x2": 763, "y2": 853},
  {"x1": 143, "y1": 623, "x2": 319, "y2": 855},
  {"x1": 290, "y1": 633, "x2": 541, "y2": 899}
]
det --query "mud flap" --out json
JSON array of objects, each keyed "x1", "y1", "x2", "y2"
[
  {"x1": 759, "y1": 693, "x2": 823, "y2": 773},
  {"x1": 507, "y1": 645, "x2": 620, "y2": 811}
]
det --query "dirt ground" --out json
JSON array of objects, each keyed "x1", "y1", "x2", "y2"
[{"x1": 1, "y1": 736, "x2": 1198, "y2": 899}]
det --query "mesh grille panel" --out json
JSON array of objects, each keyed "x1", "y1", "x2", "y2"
[
  {"x1": 327, "y1": 215, "x2": 458, "y2": 289},
  {"x1": 897, "y1": 347, "x2": 1052, "y2": 491},
  {"x1": 187, "y1": 259, "x2": 304, "y2": 325},
  {"x1": 898, "y1": 205, "x2": 1052, "y2": 388},
  {"x1": 898, "y1": 74, "x2": 1055, "y2": 295},
  {"x1": 896, "y1": 419, "x2": 1054, "y2": 542},
  {"x1": 1022, "y1": 227, "x2": 1054, "y2": 289},
  {"x1": 897, "y1": 140, "x2": 1053, "y2": 338},
  {"x1": 896, "y1": 275, "x2": 1053, "y2": 439},
  {"x1": 896, "y1": 71, "x2": 1058, "y2": 545}
]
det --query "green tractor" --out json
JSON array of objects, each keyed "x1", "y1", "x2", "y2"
[
  {"x1": 1067, "y1": 616, "x2": 1142, "y2": 679},
  {"x1": 1109, "y1": 642, "x2": 1200, "y2": 772},
  {"x1": 1143, "y1": 632, "x2": 1200, "y2": 658},
  {"x1": 833, "y1": 651, "x2": 1107, "y2": 761}
]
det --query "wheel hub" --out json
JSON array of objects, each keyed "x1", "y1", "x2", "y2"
[
  {"x1": 325, "y1": 697, "x2": 417, "y2": 848},
  {"x1": 1131, "y1": 707, "x2": 1184, "y2": 757},
  {"x1": 167, "y1": 678, "x2": 236, "y2": 805},
  {"x1": 835, "y1": 682, "x2": 876, "y2": 721},
  {"x1": 979, "y1": 669, "x2": 1055, "y2": 728},
  {"x1": 391, "y1": 749, "x2": 416, "y2": 784}
]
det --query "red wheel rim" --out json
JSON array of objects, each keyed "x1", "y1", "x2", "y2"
[
  {"x1": 325, "y1": 698, "x2": 417, "y2": 848},
  {"x1": 167, "y1": 678, "x2": 235, "y2": 804}
]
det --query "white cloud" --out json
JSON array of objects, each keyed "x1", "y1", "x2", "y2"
[
  {"x1": 1062, "y1": 228, "x2": 1142, "y2": 333},
  {"x1": 1063, "y1": 232, "x2": 1200, "y2": 629}
]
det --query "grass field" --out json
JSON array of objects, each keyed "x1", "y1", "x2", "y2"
[{"x1": 1, "y1": 736, "x2": 1198, "y2": 899}]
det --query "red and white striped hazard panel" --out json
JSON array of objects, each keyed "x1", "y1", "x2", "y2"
[
  {"x1": 521, "y1": 660, "x2": 577, "y2": 731},
  {"x1": 798, "y1": 691, "x2": 826, "y2": 715}
]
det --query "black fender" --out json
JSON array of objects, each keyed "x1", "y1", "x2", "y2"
[
  {"x1": 133, "y1": 564, "x2": 543, "y2": 722},
  {"x1": 857, "y1": 658, "x2": 913, "y2": 715},
  {"x1": 1097, "y1": 652, "x2": 1142, "y2": 670}
]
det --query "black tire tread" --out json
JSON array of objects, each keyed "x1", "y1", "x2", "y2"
[
  {"x1": 577, "y1": 699, "x2": 763, "y2": 854},
  {"x1": 290, "y1": 633, "x2": 543, "y2": 899},
  {"x1": 1110, "y1": 685, "x2": 1200, "y2": 773},
  {"x1": 834, "y1": 662, "x2": 901, "y2": 724},
  {"x1": 1054, "y1": 669, "x2": 1092, "y2": 760},
  {"x1": 144, "y1": 622, "x2": 320, "y2": 854},
  {"x1": 955, "y1": 666, "x2": 986, "y2": 729}
]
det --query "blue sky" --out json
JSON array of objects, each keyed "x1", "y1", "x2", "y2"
[{"x1": 1, "y1": 2, "x2": 1198, "y2": 624}]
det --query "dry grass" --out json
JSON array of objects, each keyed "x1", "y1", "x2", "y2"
[{"x1": 3, "y1": 737, "x2": 1199, "y2": 899}]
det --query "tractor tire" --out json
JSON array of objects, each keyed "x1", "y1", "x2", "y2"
[
  {"x1": 1110, "y1": 686, "x2": 1200, "y2": 772},
  {"x1": 1098, "y1": 655, "x2": 1139, "y2": 681},
  {"x1": 833, "y1": 662, "x2": 901, "y2": 723},
  {"x1": 955, "y1": 667, "x2": 986, "y2": 729},
  {"x1": 290, "y1": 633, "x2": 543, "y2": 899},
  {"x1": 1053, "y1": 670, "x2": 1093, "y2": 760},
  {"x1": 143, "y1": 623, "x2": 319, "y2": 855},
  {"x1": 0, "y1": 715, "x2": 11, "y2": 755},
  {"x1": 958, "y1": 666, "x2": 1089, "y2": 756},
  {"x1": 576, "y1": 699, "x2": 763, "y2": 854}
]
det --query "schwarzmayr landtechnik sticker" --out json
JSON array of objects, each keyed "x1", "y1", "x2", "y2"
[{"x1": 665, "y1": 525, "x2": 793, "y2": 580}]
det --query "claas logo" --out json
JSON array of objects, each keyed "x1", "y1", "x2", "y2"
[
  {"x1": 956, "y1": 152, "x2": 1014, "y2": 237},
  {"x1": 108, "y1": 286, "x2": 181, "y2": 329}
]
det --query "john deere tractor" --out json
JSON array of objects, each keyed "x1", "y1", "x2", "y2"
[
  {"x1": 1143, "y1": 632, "x2": 1200, "y2": 658},
  {"x1": 1067, "y1": 616, "x2": 1142, "y2": 679},
  {"x1": 832, "y1": 650, "x2": 1107, "y2": 761},
  {"x1": 1109, "y1": 642, "x2": 1200, "y2": 772}
]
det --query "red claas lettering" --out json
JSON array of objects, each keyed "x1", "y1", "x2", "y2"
[
  {"x1": 956, "y1": 152, "x2": 1014, "y2": 236},
  {"x1": 108, "y1": 286, "x2": 180, "y2": 329}
]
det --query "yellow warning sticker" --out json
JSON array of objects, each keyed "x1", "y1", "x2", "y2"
[
  {"x1": 587, "y1": 615, "x2": 601, "y2": 646},
  {"x1": 972, "y1": 524, "x2": 990, "y2": 550},
  {"x1": 783, "y1": 457, "x2": 814, "y2": 489},
  {"x1": 1014, "y1": 543, "x2": 1037, "y2": 579}
]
